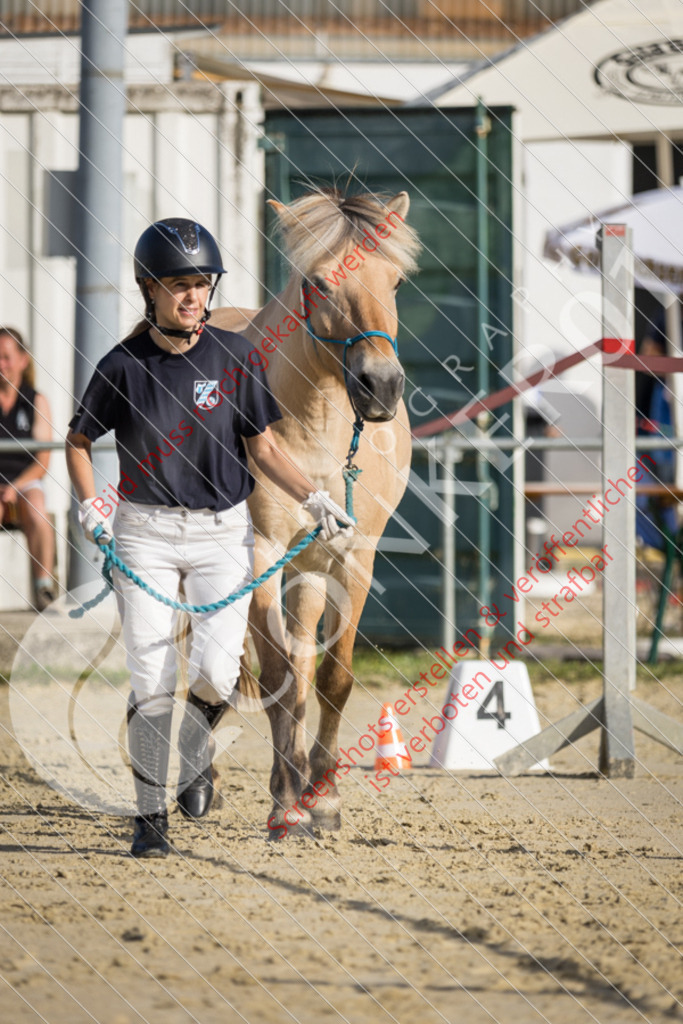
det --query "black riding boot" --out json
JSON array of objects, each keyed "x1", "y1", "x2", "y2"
[
  {"x1": 128, "y1": 701, "x2": 173, "y2": 858},
  {"x1": 176, "y1": 691, "x2": 229, "y2": 819}
]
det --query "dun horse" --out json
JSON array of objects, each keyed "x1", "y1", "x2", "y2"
[{"x1": 211, "y1": 189, "x2": 421, "y2": 835}]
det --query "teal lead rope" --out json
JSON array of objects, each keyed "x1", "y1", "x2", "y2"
[
  {"x1": 68, "y1": 424, "x2": 363, "y2": 620},
  {"x1": 68, "y1": 523, "x2": 323, "y2": 619}
]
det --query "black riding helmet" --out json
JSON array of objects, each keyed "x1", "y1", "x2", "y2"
[{"x1": 134, "y1": 218, "x2": 227, "y2": 339}]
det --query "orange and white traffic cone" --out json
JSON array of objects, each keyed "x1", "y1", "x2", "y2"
[{"x1": 375, "y1": 703, "x2": 411, "y2": 772}]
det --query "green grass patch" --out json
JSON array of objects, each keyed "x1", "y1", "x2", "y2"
[
  {"x1": 527, "y1": 656, "x2": 683, "y2": 687},
  {"x1": 526, "y1": 659, "x2": 602, "y2": 685},
  {"x1": 351, "y1": 649, "x2": 683, "y2": 692},
  {"x1": 351, "y1": 647, "x2": 426, "y2": 689},
  {"x1": 0, "y1": 663, "x2": 129, "y2": 688}
]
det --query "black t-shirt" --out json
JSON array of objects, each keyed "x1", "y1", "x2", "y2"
[
  {"x1": 0, "y1": 383, "x2": 37, "y2": 484},
  {"x1": 68, "y1": 327, "x2": 282, "y2": 511}
]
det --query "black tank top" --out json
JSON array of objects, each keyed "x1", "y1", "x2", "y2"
[{"x1": 0, "y1": 383, "x2": 37, "y2": 484}]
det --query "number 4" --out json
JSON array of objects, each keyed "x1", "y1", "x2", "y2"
[{"x1": 477, "y1": 679, "x2": 511, "y2": 730}]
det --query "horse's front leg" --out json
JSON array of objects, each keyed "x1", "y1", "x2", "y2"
[
  {"x1": 248, "y1": 575, "x2": 311, "y2": 835},
  {"x1": 306, "y1": 554, "x2": 373, "y2": 830},
  {"x1": 283, "y1": 567, "x2": 327, "y2": 785}
]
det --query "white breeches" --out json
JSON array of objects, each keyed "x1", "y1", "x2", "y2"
[{"x1": 113, "y1": 501, "x2": 253, "y2": 717}]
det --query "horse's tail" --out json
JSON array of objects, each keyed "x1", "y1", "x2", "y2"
[{"x1": 235, "y1": 635, "x2": 264, "y2": 711}]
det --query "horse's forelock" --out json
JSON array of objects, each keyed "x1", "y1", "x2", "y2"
[{"x1": 277, "y1": 188, "x2": 421, "y2": 279}]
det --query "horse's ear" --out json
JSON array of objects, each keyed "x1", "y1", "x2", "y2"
[
  {"x1": 386, "y1": 191, "x2": 410, "y2": 219},
  {"x1": 266, "y1": 198, "x2": 296, "y2": 226}
]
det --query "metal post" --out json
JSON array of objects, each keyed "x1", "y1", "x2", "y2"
[
  {"x1": 475, "y1": 99, "x2": 492, "y2": 658},
  {"x1": 68, "y1": 0, "x2": 129, "y2": 590},
  {"x1": 461, "y1": 223, "x2": 682, "y2": 778},
  {"x1": 493, "y1": 224, "x2": 680, "y2": 777},
  {"x1": 442, "y1": 443, "x2": 456, "y2": 651},
  {"x1": 599, "y1": 223, "x2": 636, "y2": 777}
]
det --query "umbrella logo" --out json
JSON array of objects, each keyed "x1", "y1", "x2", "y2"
[{"x1": 595, "y1": 38, "x2": 683, "y2": 106}]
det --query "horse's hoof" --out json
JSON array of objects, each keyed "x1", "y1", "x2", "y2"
[
  {"x1": 266, "y1": 806, "x2": 313, "y2": 840},
  {"x1": 282, "y1": 820, "x2": 316, "y2": 841},
  {"x1": 311, "y1": 809, "x2": 342, "y2": 831},
  {"x1": 267, "y1": 819, "x2": 315, "y2": 841}
]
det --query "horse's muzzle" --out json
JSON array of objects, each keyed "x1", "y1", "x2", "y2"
[{"x1": 348, "y1": 362, "x2": 405, "y2": 421}]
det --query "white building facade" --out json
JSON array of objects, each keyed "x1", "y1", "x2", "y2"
[{"x1": 0, "y1": 29, "x2": 265, "y2": 580}]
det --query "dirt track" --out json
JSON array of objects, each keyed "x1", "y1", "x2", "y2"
[{"x1": 1, "y1": 616, "x2": 681, "y2": 1024}]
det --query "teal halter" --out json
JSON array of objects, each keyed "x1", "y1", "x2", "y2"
[
  {"x1": 302, "y1": 309, "x2": 399, "y2": 393},
  {"x1": 302, "y1": 288, "x2": 399, "y2": 512}
]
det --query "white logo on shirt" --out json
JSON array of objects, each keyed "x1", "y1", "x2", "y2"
[
  {"x1": 194, "y1": 380, "x2": 220, "y2": 410},
  {"x1": 16, "y1": 409, "x2": 30, "y2": 432}
]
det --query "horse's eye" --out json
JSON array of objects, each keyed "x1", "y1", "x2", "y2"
[
  {"x1": 395, "y1": 278, "x2": 405, "y2": 291},
  {"x1": 306, "y1": 275, "x2": 329, "y2": 296}
]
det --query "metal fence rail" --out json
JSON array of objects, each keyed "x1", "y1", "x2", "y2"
[{"x1": 2, "y1": 435, "x2": 683, "y2": 453}]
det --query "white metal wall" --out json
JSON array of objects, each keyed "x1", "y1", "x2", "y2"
[{"x1": 0, "y1": 65, "x2": 265, "y2": 558}]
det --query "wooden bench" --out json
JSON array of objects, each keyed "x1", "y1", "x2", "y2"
[
  {"x1": 0, "y1": 508, "x2": 64, "y2": 612},
  {"x1": 524, "y1": 483, "x2": 683, "y2": 498},
  {"x1": 0, "y1": 524, "x2": 33, "y2": 610}
]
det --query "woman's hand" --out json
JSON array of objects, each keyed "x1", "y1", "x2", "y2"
[
  {"x1": 78, "y1": 497, "x2": 113, "y2": 546},
  {"x1": 302, "y1": 490, "x2": 355, "y2": 541},
  {"x1": 66, "y1": 433, "x2": 113, "y2": 545}
]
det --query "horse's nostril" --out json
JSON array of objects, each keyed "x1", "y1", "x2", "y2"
[{"x1": 355, "y1": 369, "x2": 404, "y2": 403}]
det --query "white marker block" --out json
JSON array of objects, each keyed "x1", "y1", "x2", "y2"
[{"x1": 430, "y1": 661, "x2": 548, "y2": 771}]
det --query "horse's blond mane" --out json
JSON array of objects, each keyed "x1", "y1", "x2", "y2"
[
  {"x1": 123, "y1": 189, "x2": 420, "y2": 342},
  {"x1": 275, "y1": 188, "x2": 421, "y2": 278}
]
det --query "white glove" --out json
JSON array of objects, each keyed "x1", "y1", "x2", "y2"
[
  {"x1": 302, "y1": 490, "x2": 355, "y2": 542},
  {"x1": 78, "y1": 497, "x2": 113, "y2": 546}
]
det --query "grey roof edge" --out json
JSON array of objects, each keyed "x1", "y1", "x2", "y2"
[{"x1": 402, "y1": 0, "x2": 600, "y2": 108}]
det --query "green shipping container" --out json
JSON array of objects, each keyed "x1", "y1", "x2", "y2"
[{"x1": 263, "y1": 106, "x2": 515, "y2": 646}]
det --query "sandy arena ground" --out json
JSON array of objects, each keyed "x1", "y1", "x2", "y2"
[{"x1": 0, "y1": 602, "x2": 681, "y2": 1024}]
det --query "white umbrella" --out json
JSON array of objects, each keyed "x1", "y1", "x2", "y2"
[{"x1": 544, "y1": 186, "x2": 683, "y2": 295}]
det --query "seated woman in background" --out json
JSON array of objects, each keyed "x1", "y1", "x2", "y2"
[{"x1": 0, "y1": 327, "x2": 56, "y2": 610}]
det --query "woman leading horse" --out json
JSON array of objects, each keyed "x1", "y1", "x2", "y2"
[{"x1": 66, "y1": 217, "x2": 354, "y2": 857}]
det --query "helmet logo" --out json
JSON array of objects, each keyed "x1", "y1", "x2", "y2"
[
  {"x1": 134, "y1": 218, "x2": 224, "y2": 283},
  {"x1": 194, "y1": 380, "x2": 220, "y2": 410},
  {"x1": 164, "y1": 219, "x2": 201, "y2": 255}
]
